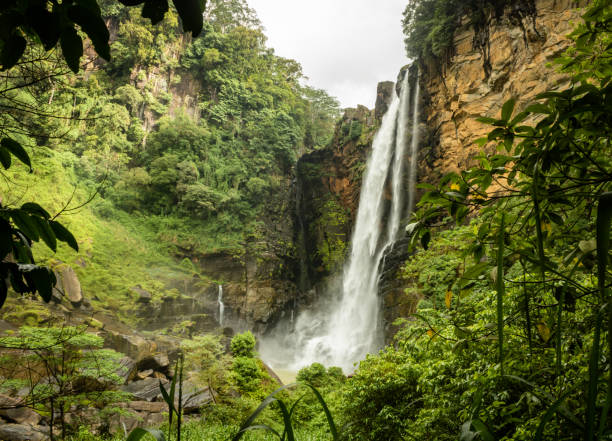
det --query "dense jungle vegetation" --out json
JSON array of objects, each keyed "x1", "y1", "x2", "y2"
[
  {"x1": 0, "y1": 0, "x2": 610, "y2": 440},
  {"x1": 0, "y1": 0, "x2": 340, "y2": 316}
]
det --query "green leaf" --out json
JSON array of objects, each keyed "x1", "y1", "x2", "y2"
[
  {"x1": 233, "y1": 383, "x2": 298, "y2": 441},
  {"x1": 496, "y1": 214, "x2": 505, "y2": 375},
  {"x1": 301, "y1": 383, "x2": 338, "y2": 440},
  {"x1": 0, "y1": 219, "x2": 13, "y2": 259},
  {"x1": 476, "y1": 117, "x2": 498, "y2": 125},
  {"x1": 22, "y1": 265, "x2": 55, "y2": 302},
  {"x1": 60, "y1": 26, "x2": 83, "y2": 73},
  {"x1": 0, "y1": 147, "x2": 11, "y2": 169},
  {"x1": 509, "y1": 111, "x2": 528, "y2": 127},
  {"x1": 471, "y1": 418, "x2": 495, "y2": 441},
  {"x1": 1, "y1": 138, "x2": 31, "y2": 170},
  {"x1": 68, "y1": 1, "x2": 110, "y2": 61},
  {"x1": 49, "y1": 220, "x2": 78, "y2": 251},
  {"x1": 172, "y1": 0, "x2": 204, "y2": 36},
  {"x1": 0, "y1": 280, "x2": 6, "y2": 309},
  {"x1": 126, "y1": 428, "x2": 166, "y2": 441},
  {"x1": 141, "y1": 0, "x2": 169, "y2": 24},
  {"x1": 524, "y1": 103, "x2": 551, "y2": 114},
  {"x1": 457, "y1": 263, "x2": 488, "y2": 289},
  {"x1": 10, "y1": 211, "x2": 39, "y2": 242},
  {"x1": 32, "y1": 217, "x2": 56, "y2": 252},
  {"x1": 1, "y1": 33, "x2": 26, "y2": 71},
  {"x1": 501, "y1": 98, "x2": 516, "y2": 122},
  {"x1": 421, "y1": 230, "x2": 431, "y2": 250},
  {"x1": 21, "y1": 203, "x2": 50, "y2": 219}
]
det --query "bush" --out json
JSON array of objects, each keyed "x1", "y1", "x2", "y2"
[{"x1": 230, "y1": 331, "x2": 256, "y2": 358}]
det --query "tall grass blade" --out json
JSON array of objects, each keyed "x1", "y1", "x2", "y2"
[
  {"x1": 301, "y1": 383, "x2": 339, "y2": 440},
  {"x1": 535, "y1": 388, "x2": 579, "y2": 441},
  {"x1": 125, "y1": 428, "x2": 166, "y2": 441},
  {"x1": 471, "y1": 418, "x2": 495, "y2": 441},
  {"x1": 276, "y1": 400, "x2": 296, "y2": 441},
  {"x1": 596, "y1": 192, "x2": 612, "y2": 437},
  {"x1": 236, "y1": 425, "x2": 283, "y2": 439},
  {"x1": 496, "y1": 213, "x2": 505, "y2": 376},
  {"x1": 177, "y1": 354, "x2": 184, "y2": 441},
  {"x1": 232, "y1": 383, "x2": 297, "y2": 441}
]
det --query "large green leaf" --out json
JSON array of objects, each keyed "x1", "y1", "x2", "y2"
[
  {"x1": 49, "y1": 220, "x2": 78, "y2": 251},
  {"x1": 0, "y1": 33, "x2": 26, "y2": 71},
  {"x1": 173, "y1": 0, "x2": 205, "y2": 36},
  {"x1": 68, "y1": 0, "x2": 110, "y2": 61},
  {"x1": 10, "y1": 210, "x2": 39, "y2": 242},
  {"x1": 60, "y1": 26, "x2": 83, "y2": 73},
  {"x1": 126, "y1": 428, "x2": 166, "y2": 441},
  {"x1": 1, "y1": 138, "x2": 31, "y2": 170}
]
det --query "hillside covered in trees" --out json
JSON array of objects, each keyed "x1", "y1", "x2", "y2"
[{"x1": 0, "y1": 0, "x2": 611, "y2": 440}]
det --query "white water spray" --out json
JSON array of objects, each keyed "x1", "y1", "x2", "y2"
[
  {"x1": 217, "y1": 284, "x2": 224, "y2": 326},
  {"x1": 407, "y1": 76, "x2": 420, "y2": 215},
  {"x1": 261, "y1": 70, "x2": 419, "y2": 373}
]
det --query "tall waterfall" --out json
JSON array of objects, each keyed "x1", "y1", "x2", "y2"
[
  {"x1": 217, "y1": 285, "x2": 224, "y2": 326},
  {"x1": 407, "y1": 77, "x2": 420, "y2": 215},
  {"x1": 260, "y1": 70, "x2": 419, "y2": 373}
]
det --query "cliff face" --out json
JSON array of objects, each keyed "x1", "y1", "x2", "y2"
[
  {"x1": 293, "y1": 0, "x2": 587, "y2": 342},
  {"x1": 420, "y1": 0, "x2": 585, "y2": 180},
  {"x1": 380, "y1": 0, "x2": 587, "y2": 337}
]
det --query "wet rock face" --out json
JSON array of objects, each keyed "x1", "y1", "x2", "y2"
[
  {"x1": 420, "y1": 0, "x2": 584, "y2": 181},
  {"x1": 375, "y1": 81, "x2": 396, "y2": 119}
]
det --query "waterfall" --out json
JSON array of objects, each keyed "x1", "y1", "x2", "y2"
[
  {"x1": 406, "y1": 76, "x2": 420, "y2": 215},
  {"x1": 260, "y1": 69, "x2": 419, "y2": 374},
  {"x1": 387, "y1": 72, "x2": 411, "y2": 244},
  {"x1": 217, "y1": 284, "x2": 224, "y2": 326}
]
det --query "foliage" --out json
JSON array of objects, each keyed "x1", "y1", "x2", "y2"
[
  {"x1": 0, "y1": 0, "x2": 204, "y2": 73},
  {"x1": 347, "y1": 1, "x2": 612, "y2": 439},
  {"x1": 231, "y1": 331, "x2": 257, "y2": 358},
  {"x1": 232, "y1": 383, "x2": 339, "y2": 441},
  {"x1": 0, "y1": 325, "x2": 126, "y2": 439},
  {"x1": 402, "y1": 0, "x2": 535, "y2": 65}
]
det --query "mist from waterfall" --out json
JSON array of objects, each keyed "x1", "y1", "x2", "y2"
[{"x1": 260, "y1": 69, "x2": 419, "y2": 374}]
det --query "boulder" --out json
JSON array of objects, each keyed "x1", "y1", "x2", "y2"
[
  {"x1": 105, "y1": 331, "x2": 155, "y2": 361},
  {"x1": 0, "y1": 424, "x2": 46, "y2": 441},
  {"x1": 136, "y1": 369, "x2": 154, "y2": 380},
  {"x1": 127, "y1": 401, "x2": 166, "y2": 413},
  {"x1": 59, "y1": 266, "x2": 83, "y2": 307},
  {"x1": 179, "y1": 380, "x2": 213, "y2": 413},
  {"x1": 109, "y1": 411, "x2": 165, "y2": 435},
  {"x1": 131, "y1": 285, "x2": 152, "y2": 303},
  {"x1": 137, "y1": 353, "x2": 170, "y2": 374},
  {"x1": 116, "y1": 356, "x2": 137, "y2": 384},
  {"x1": 122, "y1": 377, "x2": 168, "y2": 402},
  {"x1": 0, "y1": 395, "x2": 41, "y2": 426}
]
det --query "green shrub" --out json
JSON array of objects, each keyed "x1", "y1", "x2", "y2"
[{"x1": 231, "y1": 331, "x2": 256, "y2": 358}]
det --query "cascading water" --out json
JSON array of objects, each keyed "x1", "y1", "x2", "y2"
[
  {"x1": 406, "y1": 76, "x2": 420, "y2": 215},
  {"x1": 217, "y1": 284, "x2": 224, "y2": 326},
  {"x1": 260, "y1": 69, "x2": 419, "y2": 374}
]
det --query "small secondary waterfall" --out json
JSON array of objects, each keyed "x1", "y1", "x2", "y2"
[
  {"x1": 260, "y1": 69, "x2": 420, "y2": 373},
  {"x1": 217, "y1": 285, "x2": 224, "y2": 326}
]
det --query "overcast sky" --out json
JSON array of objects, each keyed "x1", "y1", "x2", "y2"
[{"x1": 247, "y1": 0, "x2": 409, "y2": 109}]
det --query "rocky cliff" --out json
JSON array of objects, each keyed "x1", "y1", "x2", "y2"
[{"x1": 293, "y1": 0, "x2": 588, "y2": 342}]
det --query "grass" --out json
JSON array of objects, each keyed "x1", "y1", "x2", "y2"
[{"x1": 0, "y1": 147, "x2": 202, "y2": 324}]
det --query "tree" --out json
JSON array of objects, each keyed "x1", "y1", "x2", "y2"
[
  {"x1": 0, "y1": 0, "x2": 207, "y2": 310},
  {"x1": 0, "y1": 325, "x2": 126, "y2": 439},
  {"x1": 407, "y1": 1, "x2": 611, "y2": 437}
]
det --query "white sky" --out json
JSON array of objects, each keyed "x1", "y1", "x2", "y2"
[{"x1": 247, "y1": 0, "x2": 409, "y2": 109}]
